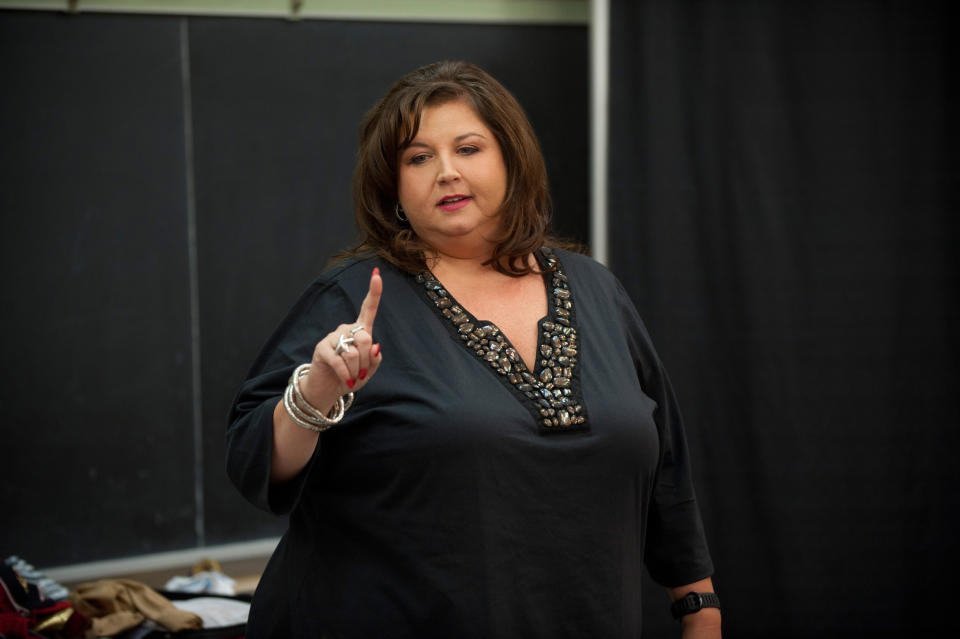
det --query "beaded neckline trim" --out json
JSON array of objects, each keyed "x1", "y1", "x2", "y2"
[{"x1": 414, "y1": 247, "x2": 588, "y2": 434}]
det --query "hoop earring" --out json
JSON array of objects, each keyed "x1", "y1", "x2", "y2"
[{"x1": 395, "y1": 203, "x2": 408, "y2": 223}]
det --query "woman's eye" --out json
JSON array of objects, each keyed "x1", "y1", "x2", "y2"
[
  {"x1": 458, "y1": 146, "x2": 479, "y2": 156},
  {"x1": 409, "y1": 154, "x2": 430, "y2": 165}
]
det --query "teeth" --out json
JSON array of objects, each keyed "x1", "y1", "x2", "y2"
[{"x1": 443, "y1": 196, "x2": 466, "y2": 204}]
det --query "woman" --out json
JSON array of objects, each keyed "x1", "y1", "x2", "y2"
[{"x1": 227, "y1": 60, "x2": 721, "y2": 638}]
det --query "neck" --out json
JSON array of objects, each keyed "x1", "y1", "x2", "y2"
[
  {"x1": 427, "y1": 249, "x2": 540, "y2": 281},
  {"x1": 425, "y1": 247, "x2": 495, "y2": 276}
]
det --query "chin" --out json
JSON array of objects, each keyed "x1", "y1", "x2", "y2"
[{"x1": 432, "y1": 221, "x2": 482, "y2": 237}]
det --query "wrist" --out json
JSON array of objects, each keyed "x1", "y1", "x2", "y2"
[
  {"x1": 284, "y1": 364, "x2": 355, "y2": 431},
  {"x1": 671, "y1": 591, "x2": 721, "y2": 621}
]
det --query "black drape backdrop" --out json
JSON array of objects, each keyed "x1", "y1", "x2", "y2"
[{"x1": 609, "y1": 1, "x2": 956, "y2": 636}]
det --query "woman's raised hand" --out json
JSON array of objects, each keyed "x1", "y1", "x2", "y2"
[
  {"x1": 301, "y1": 267, "x2": 383, "y2": 412},
  {"x1": 270, "y1": 267, "x2": 383, "y2": 482}
]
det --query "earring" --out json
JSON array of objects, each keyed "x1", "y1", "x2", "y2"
[{"x1": 395, "y1": 203, "x2": 408, "y2": 223}]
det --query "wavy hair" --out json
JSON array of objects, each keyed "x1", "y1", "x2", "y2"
[{"x1": 342, "y1": 60, "x2": 578, "y2": 276}]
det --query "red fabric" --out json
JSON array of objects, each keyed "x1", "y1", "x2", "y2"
[
  {"x1": 0, "y1": 594, "x2": 17, "y2": 614},
  {"x1": 0, "y1": 571, "x2": 83, "y2": 637},
  {"x1": 0, "y1": 612, "x2": 29, "y2": 639},
  {"x1": 61, "y1": 608, "x2": 90, "y2": 638}
]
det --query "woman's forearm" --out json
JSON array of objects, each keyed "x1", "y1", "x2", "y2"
[
  {"x1": 270, "y1": 397, "x2": 326, "y2": 483},
  {"x1": 667, "y1": 577, "x2": 722, "y2": 639}
]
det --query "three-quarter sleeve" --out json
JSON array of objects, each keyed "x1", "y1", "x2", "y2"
[
  {"x1": 615, "y1": 279, "x2": 714, "y2": 587},
  {"x1": 225, "y1": 277, "x2": 356, "y2": 515}
]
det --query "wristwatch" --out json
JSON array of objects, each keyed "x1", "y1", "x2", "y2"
[{"x1": 670, "y1": 591, "x2": 721, "y2": 620}]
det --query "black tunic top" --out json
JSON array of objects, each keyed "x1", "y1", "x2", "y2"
[{"x1": 226, "y1": 248, "x2": 713, "y2": 638}]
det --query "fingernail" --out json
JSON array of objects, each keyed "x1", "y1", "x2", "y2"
[
  {"x1": 373, "y1": 344, "x2": 381, "y2": 357},
  {"x1": 373, "y1": 267, "x2": 380, "y2": 277},
  {"x1": 346, "y1": 379, "x2": 355, "y2": 389},
  {"x1": 358, "y1": 368, "x2": 367, "y2": 380}
]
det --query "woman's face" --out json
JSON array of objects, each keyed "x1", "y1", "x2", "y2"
[{"x1": 396, "y1": 98, "x2": 508, "y2": 258}]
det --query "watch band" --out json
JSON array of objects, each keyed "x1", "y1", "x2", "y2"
[{"x1": 670, "y1": 591, "x2": 721, "y2": 620}]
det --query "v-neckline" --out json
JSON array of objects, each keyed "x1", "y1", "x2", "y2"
[
  {"x1": 411, "y1": 247, "x2": 589, "y2": 434},
  {"x1": 428, "y1": 252, "x2": 550, "y2": 372}
]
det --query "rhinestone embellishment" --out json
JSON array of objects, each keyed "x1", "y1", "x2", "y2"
[{"x1": 415, "y1": 248, "x2": 587, "y2": 433}]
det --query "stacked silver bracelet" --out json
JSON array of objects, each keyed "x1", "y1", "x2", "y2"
[{"x1": 282, "y1": 363, "x2": 355, "y2": 432}]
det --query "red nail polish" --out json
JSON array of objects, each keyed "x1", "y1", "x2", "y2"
[
  {"x1": 373, "y1": 267, "x2": 380, "y2": 276},
  {"x1": 346, "y1": 379, "x2": 355, "y2": 389},
  {"x1": 358, "y1": 368, "x2": 367, "y2": 380},
  {"x1": 373, "y1": 344, "x2": 381, "y2": 357}
]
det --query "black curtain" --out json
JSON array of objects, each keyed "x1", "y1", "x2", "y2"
[{"x1": 608, "y1": 1, "x2": 956, "y2": 636}]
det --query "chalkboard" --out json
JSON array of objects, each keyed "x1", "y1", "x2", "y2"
[
  {"x1": 0, "y1": 10, "x2": 589, "y2": 567},
  {"x1": 1, "y1": 11, "x2": 197, "y2": 565}
]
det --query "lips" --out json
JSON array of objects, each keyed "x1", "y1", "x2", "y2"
[
  {"x1": 437, "y1": 194, "x2": 472, "y2": 212},
  {"x1": 438, "y1": 194, "x2": 471, "y2": 205}
]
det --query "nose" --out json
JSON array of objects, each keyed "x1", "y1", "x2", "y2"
[{"x1": 437, "y1": 154, "x2": 461, "y2": 184}]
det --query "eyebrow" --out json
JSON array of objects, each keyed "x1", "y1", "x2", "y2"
[{"x1": 405, "y1": 132, "x2": 486, "y2": 150}]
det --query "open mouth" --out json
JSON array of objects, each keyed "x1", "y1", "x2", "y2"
[
  {"x1": 437, "y1": 194, "x2": 473, "y2": 211},
  {"x1": 438, "y1": 195, "x2": 471, "y2": 205}
]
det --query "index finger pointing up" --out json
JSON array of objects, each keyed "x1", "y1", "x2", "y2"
[{"x1": 357, "y1": 267, "x2": 382, "y2": 331}]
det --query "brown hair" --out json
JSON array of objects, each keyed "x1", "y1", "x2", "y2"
[{"x1": 342, "y1": 60, "x2": 579, "y2": 276}]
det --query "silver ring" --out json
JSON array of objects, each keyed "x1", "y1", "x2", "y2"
[
  {"x1": 334, "y1": 333, "x2": 355, "y2": 355},
  {"x1": 350, "y1": 325, "x2": 367, "y2": 336}
]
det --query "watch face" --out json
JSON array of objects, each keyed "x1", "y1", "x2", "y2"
[{"x1": 672, "y1": 592, "x2": 704, "y2": 618}]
